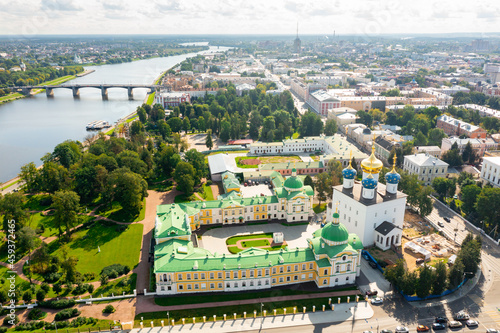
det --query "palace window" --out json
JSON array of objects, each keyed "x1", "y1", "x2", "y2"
[
  {"x1": 324, "y1": 269, "x2": 328, "y2": 275},
  {"x1": 187, "y1": 274, "x2": 191, "y2": 280},
  {"x1": 218, "y1": 272, "x2": 222, "y2": 279}
]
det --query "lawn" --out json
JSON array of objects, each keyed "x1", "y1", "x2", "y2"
[
  {"x1": 235, "y1": 155, "x2": 302, "y2": 168},
  {"x1": 202, "y1": 184, "x2": 214, "y2": 201},
  {"x1": 46, "y1": 222, "x2": 143, "y2": 279},
  {"x1": 146, "y1": 92, "x2": 156, "y2": 105},
  {"x1": 313, "y1": 203, "x2": 326, "y2": 214},
  {"x1": 24, "y1": 194, "x2": 52, "y2": 211},
  {"x1": 92, "y1": 273, "x2": 137, "y2": 297},
  {"x1": 125, "y1": 115, "x2": 139, "y2": 123},
  {"x1": 97, "y1": 198, "x2": 146, "y2": 222},
  {"x1": 309, "y1": 154, "x2": 321, "y2": 162},
  {"x1": 226, "y1": 233, "x2": 287, "y2": 254},
  {"x1": 154, "y1": 286, "x2": 358, "y2": 306},
  {"x1": 0, "y1": 179, "x2": 21, "y2": 190},
  {"x1": 27, "y1": 213, "x2": 95, "y2": 238},
  {"x1": 0, "y1": 92, "x2": 24, "y2": 103},
  {"x1": 143, "y1": 294, "x2": 358, "y2": 324},
  {"x1": 7, "y1": 320, "x2": 115, "y2": 333},
  {"x1": 42, "y1": 75, "x2": 76, "y2": 86}
]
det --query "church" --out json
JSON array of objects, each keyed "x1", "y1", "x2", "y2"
[{"x1": 326, "y1": 147, "x2": 407, "y2": 251}]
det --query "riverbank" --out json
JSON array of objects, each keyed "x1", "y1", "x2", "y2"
[
  {"x1": 0, "y1": 74, "x2": 78, "y2": 105},
  {"x1": 76, "y1": 69, "x2": 95, "y2": 77}
]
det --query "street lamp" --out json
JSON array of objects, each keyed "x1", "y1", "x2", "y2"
[
  {"x1": 260, "y1": 302, "x2": 264, "y2": 329},
  {"x1": 167, "y1": 312, "x2": 170, "y2": 328},
  {"x1": 376, "y1": 318, "x2": 379, "y2": 333}
]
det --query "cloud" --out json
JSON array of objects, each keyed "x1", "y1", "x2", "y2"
[{"x1": 40, "y1": 0, "x2": 82, "y2": 11}]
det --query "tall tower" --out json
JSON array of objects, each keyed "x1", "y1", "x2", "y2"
[{"x1": 293, "y1": 22, "x2": 301, "y2": 54}]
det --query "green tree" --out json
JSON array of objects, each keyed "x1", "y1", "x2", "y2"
[
  {"x1": 458, "y1": 237, "x2": 481, "y2": 275},
  {"x1": 432, "y1": 177, "x2": 454, "y2": 200},
  {"x1": 173, "y1": 162, "x2": 196, "y2": 194},
  {"x1": 300, "y1": 111, "x2": 323, "y2": 137},
  {"x1": 185, "y1": 149, "x2": 207, "y2": 185},
  {"x1": 384, "y1": 259, "x2": 405, "y2": 286},
  {"x1": 304, "y1": 175, "x2": 314, "y2": 190},
  {"x1": 60, "y1": 245, "x2": 79, "y2": 284},
  {"x1": 475, "y1": 187, "x2": 500, "y2": 232},
  {"x1": 433, "y1": 261, "x2": 447, "y2": 295},
  {"x1": 219, "y1": 120, "x2": 231, "y2": 142},
  {"x1": 442, "y1": 143, "x2": 463, "y2": 167},
  {"x1": 36, "y1": 289, "x2": 46, "y2": 302},
  {"x1": 427, "y1": 128, "x2": 447, "y2": 146},
  {"x1": 182, "y1": 117, "x2": 191, "y2": 133},
  {"x1": 400, "y1": 271, "x2": 417, "y2": 296},
  {"x1": 415, "y1": 264, "x2": 433, "y2": 298},
  {"x1": 462, "y1": 141, "x2": 474, "y2": 164},
  {"x1": 416, "y1": 186, "x2": 433, "y2": 217},
  {"x1": 130, "y1": 121, "x2": 144, "y2": 137},
  {"x1": 19, "y1": 162, "x2": 40, "y2": 193},
  {"x1": 0, "y1": 192, "x2": 28, "y2": 233},
  {"x1": 51, "y1": 140, "x2": 82, "y2": 169},
  {"x1": 157, "y1": 120, "x2": 172, "y2": 140},
  {"x1": 356, "y1": 110, "x2": 373, "y2": 127},
  {"x1": 205, "y1": 129, "x2": 214, "y2": 150},
  {"x1": 314, "y1": 172, "x2": 330, "y2": 206},
  {"x1": 448, "y1": 260, "x2": 464, "y2": 288},
  {"x1": 52, "y1": 190, "x2": 80, "y2": 240},
  {"x1": 461, "y1": 184, "x2": 481, "y2": 215},
  {"x1": 167, "y1": 117, "x2": 183, "y2": 133},
  {"x1": 107, "y1": 168, "x2": 147, "y2": 216},
  {"x1": 261, "y1": 116, "x2": 276, "y2": 142},
  {"x1": 324, "y1": 119, "x2": 338, "y2": 136},
  {"x1": 137, "y1": 106, "x2": 147, "y2": 123}
]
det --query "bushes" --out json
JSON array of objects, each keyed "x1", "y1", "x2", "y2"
[
  {"x1": 0, "y1": 327, "x2": 7, "y2": 333},
  {"x1": 83, "y1": 272, "x2": 96, "y2": 281},
  {"x1": 36, "y1": 289, "x2": 46, "y2": 302},
  {"x1": 100, "y1": 264, "x2": 130, "y2": 279},
  {"x1": 103, "y1": 305, "x2": 115, "y2": 314},
  {"x1": 44, "y1": 272, "x2": 62, "y2": 283},
  {"x1": 14, "y1": 320, "x2": 45, "y2": 331},
  {"x1": 55, "y1": 308, "x2": 81, "y2": 321},
  {"x1": 27, "y1": 308, "x2": 47, "y2": 320},
  {"x1": 14, "y1": 317, "x2": 98, "y2": 331},
  {"x1": 38, "y1": 299, "x2": 76, "y2": 309},
  {"x1": 73, "y1": 283, "x2": 94, "y2": 295},
  {"x1": 3, "y1": 315, "x2": 19, "y2": 326}
]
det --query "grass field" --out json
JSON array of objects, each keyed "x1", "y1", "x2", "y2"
[
  {"x1": 0, "y1": 179, "x2": 21, "y2": 190},
  {"x1": 226, "y1": 233, "x2": 287, "y2": 254},
  {"x1": 46, "y1": 222, "x2": 143, "y2": 278},
  {"x1": 309, "y1": 154, "x2": 321, "y2": 161},
  {"x1": 6, "y1": 319, "x2": 115, "y2": 333},
  {"x1": 92, "y1": 273, "x2": 137, "y2": 297},
  {"x1": 125, "y1": 115, "x2": 138, "y2": 123},
  {"x1": 146, "y1": 92, "x2": 156, "y2": 105},
  {"x1": 202, "y1": 184, "x2": 214, "y2": 201},
  {"x1": 143, "y1": 295, "x2": 358, "y2": 324},
  {"x1": 42, "y1": 75, "x2": 76, "y2": 86},
  {"x1": 174, "y1": 193, "x2": 197, "y2": 203}
]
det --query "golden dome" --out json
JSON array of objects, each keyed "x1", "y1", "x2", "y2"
[{"x1": 361, "y1": 145, "x2": 383, "y2": 174}]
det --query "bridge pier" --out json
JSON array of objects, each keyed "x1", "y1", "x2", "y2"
[
  {"x1": 72, "y1": 87, "x2": 80, "y2": 97},
  {"x1": 21, "y1": 88, "x2": 33, "y2": 96},
  {"x1": 45, "y1": 87, "x2": 54, "y2": 97},
  {"x1": 127, "y1": 87, "x2": 133, "y2": 99},
  {"x1": 101, "y1": 87, "x2": 108, "y2": 99}
]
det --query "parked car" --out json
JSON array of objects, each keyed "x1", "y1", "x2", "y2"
[
  {"x1": 365, "y1": 290, "x2": 378, "y2": 296},
  {"x1": 434, "y1": 317, "x2": 448, "y2": 324},
  {"x1": 370, "y1": 297, "x2": 383, "y2": 304},
  {"x1": 363, "y1": 331, "x2": 374, "y2": 333},
  {"x1": 417, "y1": 325, "x2": 429, "y2": 332},
  {"x1": 438, "y1": 221, "x2": 444, "y2": 227},
  {"x1": 416, "y1": 258, "x2": 425, "y2": 265},
  {"x1": 454, "y1": 311, "x2": 470, "y2": 321},
  {"x1": 244, "y1": 182, "x2": 248, "y2": 187},
  {"x1": 486, "y1": 329, "x2": 498, "y2": 333},
  {"x1": 465, "y1": 320, "x2": 478, "y2": 327},
  {"x1": 444, "y1": 217, "x2": 451, "y2": 222},
  {"x1": 431, "y1": 323, "x2": 446, "y2": 330},
  {"x1": 380, "y1": 330, "x2": 393, "y2": 333},
  {"x1": 368, "y1": 261, "x2": 378, "y2": 268},
  {"x1": 448, "y1": 321, "x2": 462, "y2": 328},
  {"x1": 256, "y1": 181, "x2": 259, "y2": 185},
  {"x1": 395, "y1": 327, "x2": 409, "y2": 333},
  {"x1": 362, "y1": 253, "x2": 370, "y2": 261}
]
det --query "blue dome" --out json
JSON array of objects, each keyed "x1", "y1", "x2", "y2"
[
  {"x1": 342, "y1": 167, "x2": 356, "y2": 180},
  {"x1": 385, "y1": 170, "x2": 401, "y2": 184},
  {"x1": 362, "y1": 177, "x2": 378, "y2": 189}
]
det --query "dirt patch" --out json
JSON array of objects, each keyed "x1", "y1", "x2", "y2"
[
  {"x1": 403, "y1": 210, "x2": 434, "y2": 238},
  {"x1": 366, "y1": 248, "x2": 400, "y2": 267},
  {"x1": 240, "y1": 158, "x2": 261, "y2": 165}
]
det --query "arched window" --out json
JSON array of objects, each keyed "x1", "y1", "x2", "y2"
[{"x1": 347, "y1": 264, "x2": 351, "y2": 271}]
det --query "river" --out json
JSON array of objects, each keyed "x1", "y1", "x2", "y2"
[{"x1": 0, "y1": 46, "x2": 230, "y2": 183}]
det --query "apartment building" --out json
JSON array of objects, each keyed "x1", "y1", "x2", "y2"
[
  {"x1": 436, "y1": 115, "x2": 487, "y2": 139},
  {"x1": 403, "y1": 153, "x2": 449, "y2": 186}
]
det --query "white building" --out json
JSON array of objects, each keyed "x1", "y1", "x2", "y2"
[
  {"x1": 403, "y1": 153, "x2": 449, "y2": 186},
  {"x1": 307, "y1": 90, "x2": 341, "y2": 116},
  {"x1": 326, "y1": 151, "x2": 407, "y2": 250},
  {"x1": 480, "y1": 156, "x2": 500, "y2": 187}
]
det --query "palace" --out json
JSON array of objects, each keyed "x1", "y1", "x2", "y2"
[{"x1": 153, "y1": 168, "x2": 364, "y2": 295}]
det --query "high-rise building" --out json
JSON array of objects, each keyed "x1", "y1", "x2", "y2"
[{"x1": 293, "y1": 23, "x2": 301, "y2": 54}]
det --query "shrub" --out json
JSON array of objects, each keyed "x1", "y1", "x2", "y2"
[
  {"x1": 100, "y1": 275, "x2": 109, "y2": 286},
  {"x1": 44, "y1": 272, "x2": 61, "y2": 283},
  {"x1": 3, "y1": 314, "x2": 19, "y2": 326},
  {"x1": 206, "y1": 180, "x2": 213, "y2": 186},
  {"x1": 36, "y1": 289, "x2": 46, "y2": 302},
  {"x1": 102, "y1": 305, "x2": 115, "y2": 314},
  {"x1": 28, "y1": 308, "x2": 47, "y2": 320},
  {"x1": 83, "y1": 272, "x2": 96, "y2": 281},
  {"x1": 14, "y1": 320, "x2": 46, "y2": 331},
  {"x1": 22, "y1": 290, "x2": 33, "y2": 303},
  {"x1": 52, "y1": 282, "x2": 62, "y2": 294},
  {"x1": 86, "y1": 284, "x2": 94, "y2": 294},
  {"x1": 0, "y1": 327, "x2": 7, "y2": 333},
  {"x1": 0, "y1": 290, "x2": 7, "y2": 303},
  {"x1": 41, "y1": 283, "x2": 50, "y2": 293},
  {"x1": 55, "y1": 308, "x2": 80, "y2": 321},
  {"x1": 38, "y1": 299, "x2": 76, "y2": 309},
  {"x1": 100, "y1": 264, "x2": 129, "y2": 278}
]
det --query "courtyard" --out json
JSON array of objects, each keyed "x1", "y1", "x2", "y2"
[
  {"x1": 239, "y1": 183, "x2": 274, "y2": 197},
  {"x1": 199, "y1": 222, "x2": 321, "y2": 255}
]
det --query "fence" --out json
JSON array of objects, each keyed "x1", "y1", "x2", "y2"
[{"x1": 361, "y1": 250, "x2": 384, "y2": 274}]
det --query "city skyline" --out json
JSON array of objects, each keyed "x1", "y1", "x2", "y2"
[{"x1": 1, "y1": 0, "x2": 500, "y2": 36}]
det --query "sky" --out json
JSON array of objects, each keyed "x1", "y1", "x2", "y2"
[{"x1": 0, "y1": 0, "x2": 499, "y2": 36}]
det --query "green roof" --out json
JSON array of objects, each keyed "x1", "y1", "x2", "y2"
[
  {"x1": 222, "y1": 171, "x2": 240, "y2": 193},
  {"x1": 308, "y1": 237, "x2": 360, "y2": 259},
  {"x1": 284, "y1": 175, "x2": 303, "y2": 190},
  {"x1": 314, "y1": 222, "x2": 349, "y2": 243},
  {"x1": 155, "y1": 204, "x2": 192, "y2": 239},
  {"x1": 155, "y1": 246, "x2": 316, "y2": 273},
  {"x1": 270, "y1": 171, "x2": 284, "y2": 188}
]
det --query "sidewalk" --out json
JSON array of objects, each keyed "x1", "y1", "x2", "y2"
[{"x1": 131, "y1": 302, "x2": 373, "y2": 333}]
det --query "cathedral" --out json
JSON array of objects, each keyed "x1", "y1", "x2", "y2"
[{"x1": 326, "y1": 146, "x2": 407, "y2": 251}]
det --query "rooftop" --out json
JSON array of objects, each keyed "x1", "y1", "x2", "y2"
[
  {"x1": 404, "y1": 153, "x2": 449, "y2": 167},
  {"x1": 333, "y1": 182, "x2": 407, "y2": 206}
]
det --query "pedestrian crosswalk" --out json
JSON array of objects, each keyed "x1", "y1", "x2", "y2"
[{"x1": 483, "y1": 308, "x2": 500, "y2": 327}]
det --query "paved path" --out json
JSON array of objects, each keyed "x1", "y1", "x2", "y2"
[{"x1": 131, "y1": 302, "x2": 373, "y2": 333}]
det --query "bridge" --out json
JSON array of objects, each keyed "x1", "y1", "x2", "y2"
[{"x1": 15, "y1": 84, "x2": 160, "y2": 99}]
